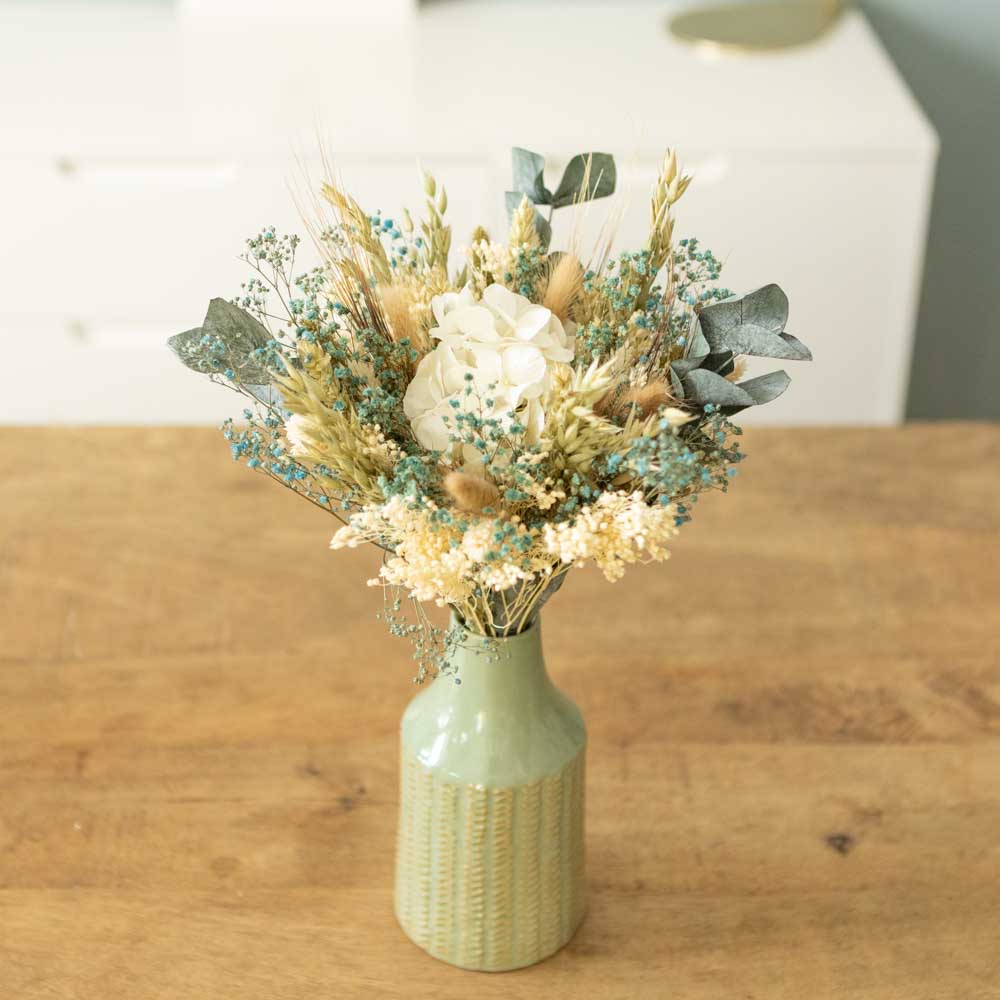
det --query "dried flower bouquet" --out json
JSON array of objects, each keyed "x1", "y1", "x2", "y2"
[{"x1": 169, "y1": 148, "x2": 811, "y2": 677}]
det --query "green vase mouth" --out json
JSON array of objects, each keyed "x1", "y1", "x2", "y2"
[{"x1": 448, "y1": 608, "x2": 542, "y2": 642}]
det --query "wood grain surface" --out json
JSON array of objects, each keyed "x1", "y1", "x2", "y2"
[{"x1": 1, "y1": 426, "x2": 999, "y2": 999}]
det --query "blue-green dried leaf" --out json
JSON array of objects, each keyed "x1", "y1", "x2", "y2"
[
  {"x1": 778, "y1": 332, "x2": 813, "y2": 361},
  {"x1": 741, "y1": 283, "x2": 788, "y2": 332},
  {"x1": 510, "y1": 147, "x2": 550, "y2": 204},
  {"x1": 704, "y1": 351, "x2": 736, "y2": 377},
  {"x1": 551, "y1": 152, "x2": 616, "y2": 209},
  {"x1": 534, "y1": 212, "x2": 552, "y2": 249},
  {"x1": 169, "y1": 297, "x2": 273, "y2": 383},
  {"x1": 735, "y1": 370, "x2": 791, "y2": 407},
  {"x1": 696, "y1": 294, "x2": 743, "y2": 336},
  {"x1": 696, "y1": 283, "x2": 809, "y2": 360},
  {"x1": 703, "y1": 321, "x2": 809, "y2": 360},
  {"x1": 683, "y1": 317, "x2": 710, "y2": 361},
  {"x1": 681, "y1": 369, "x2": 756, "y2": 407},
  {"x1": 167, "y1": 325, "x2": 220, "y2": 375}
]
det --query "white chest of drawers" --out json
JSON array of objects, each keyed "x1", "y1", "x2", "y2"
[{"x1": 0, "y1": 3, "x2": 936, "y2": 425}]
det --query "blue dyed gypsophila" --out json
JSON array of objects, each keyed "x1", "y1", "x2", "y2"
[{"x1": 167, "y1": 147, "x2": 811, "y2": 679}]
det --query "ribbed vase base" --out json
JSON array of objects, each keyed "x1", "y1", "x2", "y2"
[
  {"x1": 396, "y1": 905, "x2": 586, "y2": 972},
  {"x1": 394, "y1": 749, "x2": 586, "y2": 972}
]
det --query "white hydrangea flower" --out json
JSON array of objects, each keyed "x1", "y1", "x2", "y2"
[
  {"x1": 401, "y1": 341, "x2": 515, "y2": 454},
  {"x1": 403, "y1": 283, "x2": 575, "y2": 453}
]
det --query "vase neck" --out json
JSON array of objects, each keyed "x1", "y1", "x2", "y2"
[
  {"x1": 402, "y1": 614, "x2": 585, "y2": 786},
  {"x1": 445, "y1": 619, "x2": 550, "y2": 703}
]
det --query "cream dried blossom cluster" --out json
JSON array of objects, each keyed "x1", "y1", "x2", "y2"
[
  {"x1": 169, "y1": 145, "x2": 810, "y2": 673},
  {"x1": 542, "y1": 491, "x2": 679, "y2": 582}
]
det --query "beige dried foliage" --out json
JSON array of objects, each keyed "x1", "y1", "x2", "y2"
[
  {"x1": 726, "y1": 356, "x2": 749, "y2": 382},
  {"x1": 444, "y1": 471, "x2": 501, "y2": 513},
  {"x1": 395, "y1": 266, "x2": 451, "y2": 333},
  {"x1": 320, "y1": 181, "x2": 393, "y2": 287},
  {"x1": 297, "y1": 339, "x2": 336, "y2": 403},
  {"x1": 542, "y1": 253, "x2": 584, "y2": 322},
  {"x1": 302, "y1": 177, "x2": 398, "y2": 362},
  {"x1": 642, "y1": 147, "x2": 692, "y2": 303},
  {"x1": 419, "y1": 168, "x2": 452, "y2": 271},
  {"x1": 509, "y1": 194, "x2": 541, "y2": 250},
  {"x1": 274, "y1": 361, "x2": 389, "y2": 505},
  {"x1": 381, "y1": 283, "x2": 429, "y2": 354},
  {"x1": 541, "y1": 359, "x2": 626, "y2": 475},
  {"x1": 616, "y1": 381, "x2": 675, "y2": 418}
]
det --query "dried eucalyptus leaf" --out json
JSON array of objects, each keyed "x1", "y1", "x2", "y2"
[
  {"x1": 683, "y1": 317, "x2": 710, "y2": 361},
  {"x1": 704, "y1": 321, "x2": 808, "y2": 360},
  {"x1": 168, "y1": 298, "x2": 273, "y2": 384},
  {"x1": 669, "y1": 368, "x2": 685, "y2": 399},
  {"x1": 167, "y1": 326, "x2": 221, "y2": 375},
  {"x1": 534, "y1": 211, "x2": 552, "y2": 249},
  {"x1": 697, "y1": 294, "x2": 743, "y2": 336},
  {"x1": 681, "y1": 369, "x2": 756, "y2": 408},
  {"x1": 741, "y1": 283, "x2": 789, "y2": 332},
  {"x1": 202, "y1": 297, "x2": 273, "y2": 383},
  {"x1": 704, "y1": 351, "x2": 736, "y2": 377},
  {"x1": 510, "y1": 147, "x2": 550, "y2": 204},
  {"x1": 735, "y1": 370, "x2": 791, "y2": 407},
  {"x1": 551, "y1": 152, "x2": 616, "y2": 209},
  {"x1": 779, "y1": 332, "x2": 813, "y2": 361},
  {"x1": 245, "y1": 383, "x2": 282, "y2": 406}
]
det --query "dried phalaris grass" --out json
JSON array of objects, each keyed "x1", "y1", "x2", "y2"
[
  {"x1": 616, "y1": 380, "x2": 675, "y2": 418},
  {"x1": 273, "y1": 360, "x2": 388, "y2": 505},
  {"x1": 509, "y1": 194, "x2": 542, "y2": 250},
  {"x1": 542, "y1": 253, "x2": 584, "y2": 322},
  {"x1": 726, "y1": 356, "x2": 749, "y2": 382},
  {"x1": 320, "y1": 181, "x2": 394, "y2": 288},
  {"x1": 381, "y1": 283, "x2": 430, "y2": 355},
  {"x1": 444, "y1": 471, "x2": 501, "y2": 513},
  {"x1": 419, "y1": 168, "x2": 452, "y2": 271},
  {"x1": 643, "y1": 148, "x2": 693, "y2": 302}
]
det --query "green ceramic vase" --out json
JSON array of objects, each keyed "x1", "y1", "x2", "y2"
[{"x1": 394, "y1": 616, "x2": 587, "y2": 971}]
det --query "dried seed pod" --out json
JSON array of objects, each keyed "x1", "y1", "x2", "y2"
[
  {"x1": 617, "y1": 381, "x2": 674, "y2": 417},
  {"x1": 542, "y1": 253, "x2": 584, "y2": 322},
  {"x1": 444, "y1": 471, "x2": 501, "y2": 513}
]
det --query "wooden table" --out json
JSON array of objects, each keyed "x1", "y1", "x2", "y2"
[{"x1": 2, "y1": 426, "x2": 998, "y2": 999}]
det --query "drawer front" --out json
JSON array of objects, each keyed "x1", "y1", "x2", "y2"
[
  {"x1": 0, "y1": 157, "x2": 495, "y2": 324},
  {"x1": 4, "y1": 320, "x2": 236, "y2": 424}
]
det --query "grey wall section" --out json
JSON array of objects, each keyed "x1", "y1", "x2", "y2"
[{"x1": 862, "y1": 0, "x2": 1000, "y2": 420}]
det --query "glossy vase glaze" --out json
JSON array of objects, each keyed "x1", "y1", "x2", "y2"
[{"x1": 395, "y1": 617, "x2": 586, "y2": 971}]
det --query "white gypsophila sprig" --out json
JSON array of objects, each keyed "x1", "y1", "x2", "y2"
[{"x1": 543, "y1": 491, "x2": 680, "y2": 582}]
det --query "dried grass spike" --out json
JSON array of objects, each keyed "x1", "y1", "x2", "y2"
[
  {"x1": 542, "y1": 254, "x2": 584, "y2": 322},
  {"x1": 444, "y1": 472, "x2": 501, "y2": 513},
  {"x1": 618, "y1": 381, "x2": 674, "y2": 417},
  {"x1": 725, "y1": 356, "x2": 749, "y2": 383},
  {"x1": 381, "y1": 283, "x2": 428, "y2": 354},
  {"x1": 509, "y1": 195, "x2": 541, "y2": 250}
]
